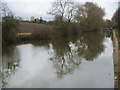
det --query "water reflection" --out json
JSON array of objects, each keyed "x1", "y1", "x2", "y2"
[
  {"x1": 2, "y1": 32, "x2": 114, "y2": 88},
  {"x1": 48, "y1": 32, "x2": 105, "y2": 78},
  {"x1": 48, "y1": 42, "x2": 82, "y2": 79},
  {"x1": 77, "y1": 32, "x2": 105, "y2": 61},
  {"x1": 2, "y1": 45, "x2": 20, "y2": 87}
]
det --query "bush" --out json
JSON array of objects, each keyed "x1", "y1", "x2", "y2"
[
  {"x1": 2, "y1": 15, "x2": 19, "y2": 44},
  {"x1": 32, "y1": 28, "x2": 54, "y2": 40},
  {"x1": 31, "y1": 22, "x2": 80, "y2": 40},
  {"x1": 55, "y1": 22, "x2": 80, "y2": 38}
]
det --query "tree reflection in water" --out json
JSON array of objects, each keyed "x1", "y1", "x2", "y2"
[
  {"x1": 2, "y1": 32, "x2": 106, "y2": 81},
  {"x1": 48, "y1": 41, "x2": 82, "y2": 79},
  {"x1": 48, "y1": 32, "x2": 105, "y2": 79},
  {"x1": 2, "y1": 45, "x2": 20, "y2": 87},
  {"x1": 78, "y1": 32, "x2": 105, "y2": 61}
]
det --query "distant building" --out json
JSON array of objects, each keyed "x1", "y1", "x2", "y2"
[
  {"x1": 30, "y1": 16, "x2": 35, "y2": 22},
  {"x1": 36, "y1": 18, "x2": 40, "y2": 23}
]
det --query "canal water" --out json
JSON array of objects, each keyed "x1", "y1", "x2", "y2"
[{"x1": 2, "y1": 32, "x2": 114, "y2": 88}]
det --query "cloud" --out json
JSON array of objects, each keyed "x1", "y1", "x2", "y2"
[
  {"x1": 97, "y1": 2, "x2": 118, "y2": 19},
  {"x1": 3, "y1": 0, "x2": 119, "y2": 20},
  {"x1": 5, "y1": 1, "x2": 53, "y2": 20},
  {"x1": 4, "y1": 0, "x2": 54, "y2": 3}
]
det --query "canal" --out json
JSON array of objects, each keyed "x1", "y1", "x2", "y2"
[{"x1": 2, "y1": 32, "x2": 115, "y2": 88}]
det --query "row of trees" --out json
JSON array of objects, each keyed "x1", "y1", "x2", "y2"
[
  {"x1": 104, "y1": 7, "x2": 120, "y2": 29},
  {"x1": 48, "y1": 0, "x2": 105, "y2": 31},
  {"x1": 1, "y1": 0, "x2": 119, "y2": 43},
  {"x1": 112, "y1": 7, "x2": 120, "y2": 29}
]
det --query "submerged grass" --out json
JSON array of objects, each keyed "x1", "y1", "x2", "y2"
[{"x1": 17, "y1": 33, "x2": 32, "y2": 36}]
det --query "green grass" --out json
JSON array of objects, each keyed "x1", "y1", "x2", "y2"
[{"x1": 17, "y1": 33, "x2": 32, "y2": 36}]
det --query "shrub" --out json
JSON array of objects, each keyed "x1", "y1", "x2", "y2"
[
  {"x1": 55, "y1": 22, "x2": 80, "y2": 38},
  {"x1": 2, "y1": 15, "x2": 19, "y2": 44},
  {"x1": 32, "y1": 28, "x2": 53, "y2": 40}
]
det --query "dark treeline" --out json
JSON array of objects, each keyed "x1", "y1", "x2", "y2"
[
  {"x1": 30, "y1": 1, "x2": 106, "y2": 40},
  {"x1": 1, "y1": 2, "x2": 19, "y2": 45},
  {"x1": 1, "y1": 0, "x2": 119, "y2": 45},
  {"x1": 48, "y1": 1, "x2": 105, "y2": 31},
  {"x1": 112, "y1": 6, "x2": 120, "y2": 49},
  {"x1": 112, "y1": 7, "x2": 120, "y2": 29},
  {"x1": 2, "y1": 16, "x2": 19, "y2": 44}
]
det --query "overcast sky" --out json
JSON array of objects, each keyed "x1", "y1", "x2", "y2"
[{"x1": 3, "y1": 0, "x2": 119, "y2": 21}]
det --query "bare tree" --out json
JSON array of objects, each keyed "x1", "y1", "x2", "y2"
[
  {"x1": 0, "y1": 2, "x2": 10, "y2": 17},
  {"x1": 48, "y1": 0, "x2": 77, "y2": 22},
  {"x1": 66, "y1": 1, "x2": 78, "y2": 23},
  {"x1": 48, "y1": 0, "x2": 67, "y2": 21}
]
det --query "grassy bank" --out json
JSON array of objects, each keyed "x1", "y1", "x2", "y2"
[
  {"x1": 18, "y1": 22, "x2": 54, "y2": 33},
  {"x1": 18, "y1": 22, "x2": 80, "y2": 40}
]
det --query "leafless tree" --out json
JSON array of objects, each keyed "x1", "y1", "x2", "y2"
[
  {"x1": 0, "y1": 2, "x2": 10, "y2": 17},
  {"x1": 48, "y1": 0, "x2": 78, "y2": 22},
  {"x1": 0, "y1": 1, "x2": 13, "y2": 18},
  {"x1": 66, "y1": 1, "x2": 78, "y2": 23}
]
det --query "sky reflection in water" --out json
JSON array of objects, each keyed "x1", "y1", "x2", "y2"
[{"x1": 2, "y1": 32, "x2": 114, "y2": 88}]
